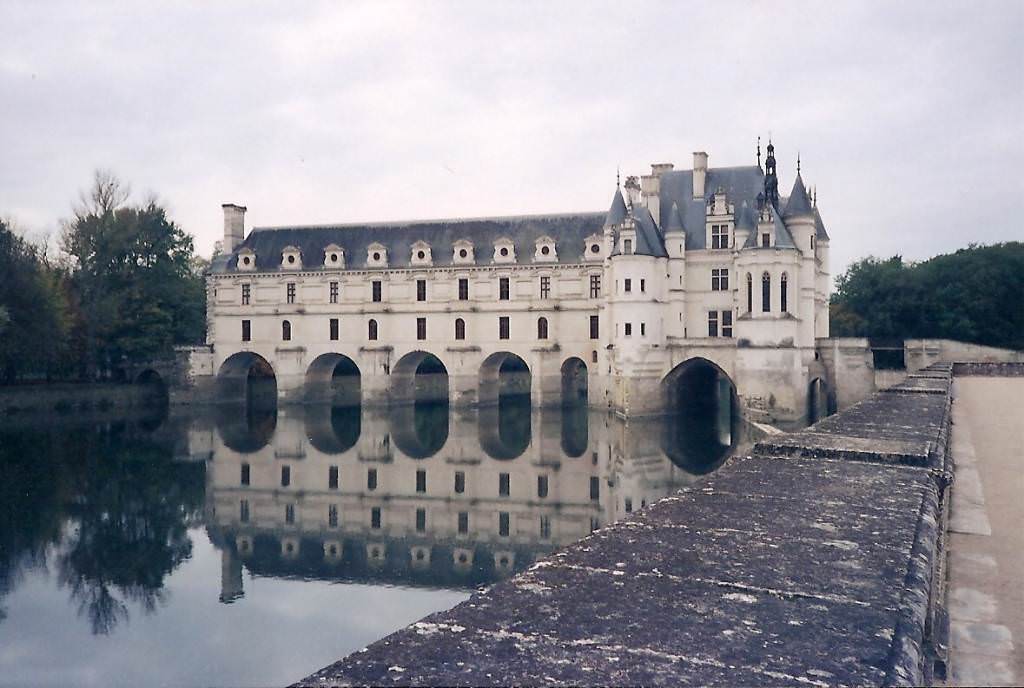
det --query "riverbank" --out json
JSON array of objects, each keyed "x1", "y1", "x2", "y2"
[
  {"x1": 296, "y1": 363, "x2": 961, "y2": 686},
  {"x1": 0, "y1": 381, "x2": 166, "y2": 421}
]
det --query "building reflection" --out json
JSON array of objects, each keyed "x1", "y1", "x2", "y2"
[{"x1": 202, "y1": 396, "x2": 743, "y2": 602}]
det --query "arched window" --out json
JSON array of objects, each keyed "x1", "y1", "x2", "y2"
[
  {"x1": 282, "y1": 320, "x2": 291, "y2": 341},
  {"x1": 746, "y1": 273, "x2": 753, "y2": 313},
  {"x1": 781, "y1": 272, "x2": 789, "y2": 313},
  {"x1": 368, "y1": 319, "x2": 378, "y2": 341},
  {"x1": 537, "y1": 317, "x2": 549, "y2": 340},
  {"x1": 455, "y1": 317, "x2": 466, "y2": 340},
  {"x1": 761, "y1": 272, "x2": 771, "y2": 312}
]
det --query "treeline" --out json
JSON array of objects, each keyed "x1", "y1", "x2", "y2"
[
  {"x1": 0, "y1": 172, "x2": 206, "y2": 383},
  {"x1": 830, "y1": 242, "x2": 1024, "y2": 351}
]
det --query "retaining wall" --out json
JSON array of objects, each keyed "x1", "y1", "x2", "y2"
[{"x1": 295, "y1": 362, "x2": 958, "y2": 687}]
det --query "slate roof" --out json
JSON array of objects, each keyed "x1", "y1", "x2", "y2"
[
  {"x1": 604, "y1": 188, "x2": 628, "y2": 227},
  {"x1": 657, "y1": 165, "x2": 765, "y2": 250},
  {"x1": 742, "y1": 203, "x2": 797, "y2": 249},
  {"x1": 782, "y1": 173, "x2": 813, "y2": 219},
  {"x1": 814, "y1": 207, "x2": 831, "y2": 240},
  {"x1": 211, "y1": 212, "x2": 606, "y2": 273},
  {"x1": 664, "y1": 202, "x2": 686, "y2": 233}
]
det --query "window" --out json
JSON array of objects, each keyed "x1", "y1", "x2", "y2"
[
  {"x1": 458, "y1": 511, "x2": 469, "y2": 534},
  {"x1": 540, "y1": 515, "x2": 551, "y2": 539},
  {"x1": 371, "y1": 507, "x2": 381, "y2": 529},
  {"x1": 282, "y1": 320, "x2": 291, "y2": 341},
  {"x1": 285, "y1": 504, "x2": 295, "y2": 524},
  {"x1": 624, "y1": 278, "x2": 632, "y2": 293},
  {"x1": 711, "y1": 224, "x2": 729, "y2": 249},
  {"x1": 416, "y1": 469, "x2": 426, "y2": 493},
  {"x1": 242, "y1": 319, "x2": 251, "y2": 342},
  {"x1": 416, "y1": 508, "x2": 426, "y2": 532},
  {"x1": 368, "y1": 319, "x2": 378, "y2": 341},
  {"x1": 537, "y1": 475, "x2": 548, "y2": 499},
  {"x1": 592, "y1": 350, "x2": 598, "y2": 363},
  {"x1": 590, "y1": 517, "x2": 599, "y2": 532},
  {"x1": 416, "y1": 279, "x2": 426, "y2": 302},
  {"x1": 746, "y1": 273, "x2": 753, "y2": 313},
  {"x1": 540, "y1": 276, "x2": 550, "y2": 299},
  {"x1": 499, "y1": 472, "x2": 510, "y2": 497},
  {"x1": 537, "y1": 317, "x2": 548, "y2": 340},
  {"x1": 781, "y1": 273, "x2": 789, "y2": 313},
  {"x1": 241, "y1": 463, "x2": 250, "y2": 486},
  {"x1": 640, "y1": 322, "x2": 646, "y2": 336},
  {"x1": 329, "y1": 281, "x2": 339, "y2": 304},
  {"x1": 589, "y1": 275, "x2": 601, "y2": 298},
  {"x1": 499, "y1": 277, "x2": 510, "y2": 300},
  {"x1": 625, "y1": 323, "x2": 633, "y2": 337},
  {"x1": 761, "y1": 233, "x2": 771, "y2": 248},
  {"x1": 711, "y1": 268, "x2": 729, "y2": 291},
  {"x1": 499, "y1": 512, "x2": 510, "y2": 537},
  {"x1": 241, "y1": 283, "x2": 250, "y2": 305},
  {"x1": 722, "y1": 310, "x2": 733, "y2": 337},
  {"x1": 286, "y1": 282, "x2": 296, "y2": 304},
  {"x1": 329, "y1": 318, "x2": 339, "y2": 341},
  {"x1": 281, "y1": 465, "x2": 291, "y2": 487},
  {"x1": 624, "y1": 238, "x2": 632, "y2": 254},
  {"x1": 458, "y1": 278, "x2": 469, "y2": 300},
  {"x1": 640, "y1": 279, "x2": 646, "y2": 293},
  {"x1": 590, "y1": 315, "x2": 599, "y2": 339},
  {"x1": 329, "y1": 504, "x2": 338, "y2": 528},
  {"x1": 416, "y1": 317, "x2": 427, "y2": 340},
  {"x1": 367, "y1": 468, "x2": 377, "y2": 491},
  {"x1": 590, "y1": 476, "x2": 600, "y2": 501},
  {"x1": 625, "y1": 497, "x2": 633, "y2": 513},
  {"x1": 708, "y1": 311, "x2": 719, "y2": 337},
  {"x1": 371, "y1": 280, "x2": 382, "y2": 302},
  {"x1": 811, "y1": 236, "x2": 816, "y2": 250},
  {"x1": 499, "y1": 316, "x2": 510, "y2": 340},
  {"x1": 455, "y1": 318, "x2": 466, "y2": 340},
  {"x1": 240, "y1": 499, "x2": 250, "y2": 523},
  {"x1": 762, "y1": 272, "x2": 771, "y2": 312},
  {"x1": 454, "y1": 471, "x2": 465, "y2": 494}
]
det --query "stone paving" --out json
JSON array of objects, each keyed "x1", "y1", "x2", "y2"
[{"x1": 295, "y1": 363, "x2": 958, "y2": 687}]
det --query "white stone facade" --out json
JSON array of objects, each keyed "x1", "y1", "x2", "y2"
[{"x1": 202, "y1": 145, "x2": 832, "y2": 423}]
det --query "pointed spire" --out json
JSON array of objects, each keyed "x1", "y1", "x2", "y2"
[
  {"x1": 616, "y1": 166, "x2": 620, "y2": 188},
  {"x1": 782, "y1": 171, "x2": 813, "y2": 219},
  {"x1": 756, "y1": 136, "x2": 761, "y2": 169},
  {"x1": 797, "y1": 152, "x2": 801, "y2": 174},
  {"x1": 664, "y1": 202, "x2": 685, "y2": 233},
  {"x1": 813, "y1": 186, "x2": 817, "y2": 207},
  {"x1": 605, "y1": 186, "x2": 628, "y2": 227}
]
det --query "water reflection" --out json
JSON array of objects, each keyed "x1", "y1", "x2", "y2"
[{"x1": 0, "y1": 390, "x2": 742, "y2": 685}]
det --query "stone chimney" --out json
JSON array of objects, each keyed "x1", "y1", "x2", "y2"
[
  {"x1": 222, "y1": 203, "x2": 247, "y2": 254},
  {"x1": 641, "y1": 163, "x2": 673, "y2": 227},
  {"x1": 692, "y1": 152, "x2": 708, "y2": 199}
]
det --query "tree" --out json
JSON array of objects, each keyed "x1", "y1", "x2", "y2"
[
  {"x1": 61, "y1": 172, "x2": 206, "y2": 377},
  {"x1": 830, "y1": 243, "x2": 1024, "y2": 350}
]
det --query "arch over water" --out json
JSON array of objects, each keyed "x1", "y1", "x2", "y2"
[
  {"x1": 217, "y1": 352, "x2": 278, "y2": 405},
  {"x1": 392, "y1": 351, "x2": 450, "y2": 405},
  {"x1": 390, "y1": 402, "x2": 450, "y2": 459},
  {"x1": 559, "y1": 404, "x2": 589, "y2": 458},
  {"x1": 305, "y1": 353, "x2": 361, "y2": 406},
  {"x1": 660, "y1": 357, "x2": 739, "y2": 473},
  {"x1": 306, "y1": 405, "x2": 361, "y2": 454},
  {"x1": 560, "y1": 357, "x2": 588, "y2": 406},
  {"x1": 479, "y1": 352, "x2": 531, "y2": 406},
  {"x1": 479, "y1": 394, "x2": 532, "y2": 460}
]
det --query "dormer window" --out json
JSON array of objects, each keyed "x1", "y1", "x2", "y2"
[
  {"x1": 761, "y1": 232, "x2": 771, "y2": 248},
  {"x1": 323, "y1": 243, "x2": 345, "y2": 268},
  {"x1": 453, "y1": 239, "x2": 475, "y2": 264},
  {"x1": 711, "y1": 225, "x2": 730, "y2": 249},
  {"x1": 410, "y1": 240, "x2": 432, "y2": 266},
  {"x1": 534, "y1": 235, "x2": 557, "y2": 262},
  {"x1": 366, "y1": 242, "x2": 388, "y2": 268},
  {"x1": 237, "y1": 247, "x2": 256, "y2": 271},
  {"x1": 584, "y1": 234, "x2": 603, "y2": 261},
  {"x1": 493, "y1": 237, "x2": 515, "y2": 264},
  {"x1": 623, "y1": 239, "x2": 633, "y2": 254},
  {"x1": 281, "y1": 246, "x2": 302, "y2": 270}
]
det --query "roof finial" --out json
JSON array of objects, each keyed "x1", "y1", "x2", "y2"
[
  {"x1": 797, "y1": 152, "x2": 801, "y2": 174},
  {"x1": 756, "y1": 136, "x2": 761, "y2": 169},
  {"x1": 813, "y1": 186, "x2": 817, "y2": 207},
  {"x1": 616, "y1": 166, "x2": 620, "y2": 189}
]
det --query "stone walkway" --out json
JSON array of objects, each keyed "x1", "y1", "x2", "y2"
[{"x1": 948, "y1": 377, "x2": 1024, "y2": 686}]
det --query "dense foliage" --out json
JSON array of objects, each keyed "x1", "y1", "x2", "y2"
[
  {"x1": 830, "y1": 243, "x2": 1024, "y2": 351},
  {"x1": 0, "y1": 171, "x2": 206, "y2": 382}
]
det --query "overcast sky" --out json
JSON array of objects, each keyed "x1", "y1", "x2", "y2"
[{"x1": 1, "y1": 0, "x2": 1021, "y2": 277}]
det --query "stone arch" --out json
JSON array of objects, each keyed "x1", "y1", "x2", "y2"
[
  {"x1": 808, "y1": 376, "x2": 830, "y2": 425},
  {"x1": 659, "y1": 357, "x2": 739, "y2": 473},
  {"x1": 305, "y1": 353, "x2": 361, "y2": 406},
  {"x1": 217, "y1": 352, "x2": 277, "y2": 405},
  {"x1": 391, "y1": 351, "x2": 450, "y2": 405},
  {"x1": 305, "y1": 405, "x2": 361, "y2": 454},
  {"x1": 479, "y1": 352, "x2": 531, "y2": 406},
  {"x1": 560, "y1": 357, "x2": 588, "y2": 406}
]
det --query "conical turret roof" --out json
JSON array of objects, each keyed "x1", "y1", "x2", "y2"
[
  {"x1": 782, "y1": 173, "x2": 813, "y2": 219},
  {"x1": 605, "y1": 187, "x2": 628, "y2": 226},
  {"x1": 663, "y1": 202, "x2": 685, "y2": 233}
]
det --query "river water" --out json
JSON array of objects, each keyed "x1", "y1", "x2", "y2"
[{"x1": 0, "y1": 397, "x2": 738, "y2": 687}]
